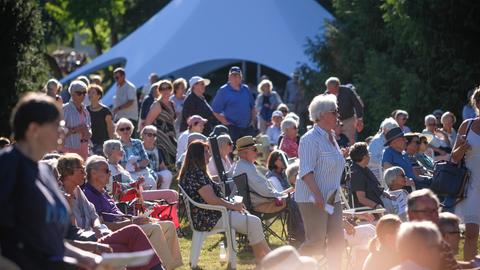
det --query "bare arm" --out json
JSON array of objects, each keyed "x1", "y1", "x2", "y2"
[
  {"x1": 355, "y1": 191, "x2": 378, "y2": 208},
  {"x1": 213, "y1": 112, "x2": 230, "y2": 126},
  {"x1": 105, "y1": 114, "x2": 115, "y2": 139},
  {"x1": 250, "y1": 107, "x2": 257, "y2": 126},
  {"x1": 451, "y1": 120, "x2": 471, "y2": 163},
  {"x1": 382, "y1": 162, "x2": 393, "y2": 170},
  {"x1": 143, "y1": 102, "x2": 161, "y2": 127},
  {"x1": 198, "y1": 185, "x2": 243, "y2": 212}
]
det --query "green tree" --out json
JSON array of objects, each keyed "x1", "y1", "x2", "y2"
[
  {"x1": 302, "y1": 0, "x2": 480, "y2": 137},
  {"x1": 0, "y1": 0, "x2": 49, "y2": 136}
]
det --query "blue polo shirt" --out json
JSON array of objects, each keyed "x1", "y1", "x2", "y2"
[
  {"x1": 212, "y1": 83, "x2": 254, "y2": 128},
  {"x1": 382, "y1": 147, "x2": 415, "y2": 179}
]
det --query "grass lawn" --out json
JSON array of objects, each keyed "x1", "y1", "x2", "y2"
[{"x1": 175, "y1": 219, "x2": 285, "y2": 270}]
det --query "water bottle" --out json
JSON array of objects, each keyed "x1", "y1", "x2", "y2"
[{"x1": 219, "y1": 241, "x2": 226, "y2": 263}]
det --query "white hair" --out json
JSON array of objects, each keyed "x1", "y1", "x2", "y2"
[
  {"x1": 141, "y1": 125, "x2": 157, "y2": 137},
  {"x1": 308, "y1": 94, "x2": 337, "y2": 122},
  {"x1": 281, "y1": 118, "x2": 298, "y2": 133},
  {"x1": 383, "y1": 166, "x2": 405, "y2": 187},
  {"x1": 85, "y1": 155, "x2": 108, "y2": 181},
  {"x1": 115, "y1": 118, "x2": 134, "y2": 131},
  {"x1": 396, "y1": 221, "x2": 441, "y2": 257},
  {"x1": 217, "y1": 134, "x2": 233, "y2": 150},
  {"x1": 424, "y1": 114, "x2": 437, "y2": 125},
  {"x1": 325, "y1": 77, "x2": 340, "y2": 87},
  {"x1": 381, "y1": 117, "x2": 399, "y2": 134},
  {"x1": 44, "y1": 79, "x2": 61, "y2": 95},
  {"x1": 257, "y1": 79, "x2": 273, "y2": 93},
  {"x1": 394, "y1": 110, "x2": 409, "y2": 119},
  {"x1": 103, "y1": 139, "x2": 122, "y2": 158},
  {"x1": 68, "y1": 80, "x2": 87, "y2": 95},
  {"x1": 440, "y1": 111, "x2": 456, "y2": 125}
]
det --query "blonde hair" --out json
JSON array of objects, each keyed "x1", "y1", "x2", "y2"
[
  {"x1": 257, "y1": 79, "x2": 273, "y2": 93},
  {"x1": 368, "y1": 214, "x2": 402, "y2": 253},
  {"x1": 471, "y1": 86, "x2": 480, "y2": 114}
]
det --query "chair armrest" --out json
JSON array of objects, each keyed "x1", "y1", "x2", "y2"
[{"x1": 188, "y1": 199, "x2": 228, "y2": 213}]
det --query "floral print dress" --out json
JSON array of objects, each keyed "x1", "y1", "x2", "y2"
[{"x1": 180, "y1": 167, "x2": 223, "y2": 231}]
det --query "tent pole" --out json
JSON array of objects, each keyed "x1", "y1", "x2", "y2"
[
  {"x1": 242, "y1": 61, "x2": 247, "y2": 82},
  {"x1": 256, "y1": 64, "x2": 261, "y2": 84}
]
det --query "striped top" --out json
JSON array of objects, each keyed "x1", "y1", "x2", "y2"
[
  {"x1": 295, "y1": 125, "x2": 345, "y2": 203},
  {"x1": 63, "y1": 101, "x2": 91, "y2": 149}
]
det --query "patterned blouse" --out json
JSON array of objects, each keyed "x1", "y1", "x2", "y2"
[
  {"x1": 179, "y1": 167, "x2": 223, "y2": 231},
  {"x1": 120, "y1": 138, "x2": 149, "y2": 168},
  {"x1": 280, "y1": 136, "x2": 298, "y2": 158}
]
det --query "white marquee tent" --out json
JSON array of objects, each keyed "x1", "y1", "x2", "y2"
[{"x1": 61, "y1": 0, "x2": 332, "y2": 105}]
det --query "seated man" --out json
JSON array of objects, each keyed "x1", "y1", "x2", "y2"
[
  {"x1": 232, "y1": 136, "x2": 290, "y2": 213},
  {"x1": 382, "y1": 127, "x2": 431, "y2": 191},
  {"x1": 82, "y1": 155, "x2": 183, "y2": 270},
  {"x1": 438, "y1": 212, "x2": 462, "y2": 257}
]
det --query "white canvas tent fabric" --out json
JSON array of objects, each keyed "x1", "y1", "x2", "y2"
[{"x1": 61, "y1": 0, "x2": 332, "y2": 105}]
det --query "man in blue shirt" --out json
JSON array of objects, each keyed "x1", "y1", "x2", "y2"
[
  {"x1": 382, "y1": 127, "x2": 431, "y2": 191},
  {"x1": 212, "y1": 66, "x2": 256, "y2": 143}
]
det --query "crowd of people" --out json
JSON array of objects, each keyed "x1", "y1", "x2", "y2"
[{"x1": 1, "y1": 64, "x2": 480, "y2": 270}]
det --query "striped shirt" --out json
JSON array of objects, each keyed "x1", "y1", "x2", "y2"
[
  {"x1": 295, "y1": 125, "x2": 345, "y2": 203},
  {"x1": 63, "y1": 101, "x2": 91, "y2": 149}
]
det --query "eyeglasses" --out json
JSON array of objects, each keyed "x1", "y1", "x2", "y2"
[
  {"x1": 75, "y1": 91, "x2": 87, "y2": 96},
  {"x1": 143, "y1": 132, "x2": 156, "y2": 137},
  {"x1": 118, "y1": 127, "x2": 131, "y2": 132},
  {"x1": 160, "y1": 85, "x2": 172, "y2": 90},
  {"x1": 227, "y1": 142, "x2": 233, "y2": 146}
]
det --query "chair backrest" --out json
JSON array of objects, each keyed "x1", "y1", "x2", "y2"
[
  {"x1": 178, "y1": 185, "x2": 195, "y2": 231},
  {"x1": 232, "y1": 173, "x2": 253, "y2": 210}
]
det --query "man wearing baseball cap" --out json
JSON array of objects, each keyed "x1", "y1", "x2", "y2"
[
  {"x1": 180, "y1": 75, "x2": 218, "y2": 135},
  {"x1": 212, "y1": 66, "x2": 257, "y2": 143}
]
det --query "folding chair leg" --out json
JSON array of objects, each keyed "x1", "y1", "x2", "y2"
[
  {"x1": 226, "y1": 229, "x2": 237, "y2": 269},
  {"x1": 190, "y1": 231, "x2": 206, "y2": 268}
]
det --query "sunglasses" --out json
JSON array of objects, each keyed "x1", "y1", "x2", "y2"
[
  {"x1": 118, "y1": 127, "x2": 131, "y2": 132},
  {"x1": 143, "y1": 132, "x2": 156, "y2": 137},
  {"x1": 75, "y1": 91, "x2": 87, "y2": 96},
  {"x1": 160, "y1": 85, "x2": 172, "y2": 90}
]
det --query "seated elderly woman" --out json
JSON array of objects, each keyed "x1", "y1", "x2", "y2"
[
  {"x1": 265, "y1": 150, "x2": 291, "y2": 192},
  {"x1": 367, "y1": 117, "x2": 399, "y2": 184},
  {"x1": 404, "y1": 133, "x2": 433, "y2": 177},
  {"x1": 141, "y1": 125, "x2": 173, "y2": 190},
  {"x1": 207, "y1": 134, "x2": 234, "y2": 179},
  {"x1": 416, "y1": 134, "x2": 435, "y2": 171},
  {"x1": 394, "y1": 110, "x2": 412, "y2": 133},
  {"x1": 382, "y1": 166, "x2": 410, "y2": 220},
  {"x1": 56, "y1": 153, "x2": 165, "y2": 270},
  {"x1": 103, "y1": 139, "x2": 178, "y2": 203},
  {"x1": 179, "y1": 140, "x2": 271, "y2": 263},
  {"x1": 422, "y1": 114, "x2": 451, "y2": 160},
  {"x1": 115, "y1": 118, "x2": 157, "y2": 189},
  {"x1": 82, "y1": 155, "x2": 183, "y2": 270},
  {"x1": 279, "y1": 117, "x2": 299, "y2": 158}
]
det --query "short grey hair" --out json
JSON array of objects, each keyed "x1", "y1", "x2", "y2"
[
  {"x1": 115, "y1": 118, "x2": 134, "y2": 131},
  {"x1": 68, "y1": 80, "x2": 87, "y2": 95},
  {"x1": 381, "y1": 117, "x2": 399, "y2": 134},
  {"x1": 308, "y1": 94, "x2": 337, "y2": 122},
  {"x1": 396, "y1": 221, "x2": 442, "y2": 257},
  {"x1": 440, "y1": 111, "x2": 456, "y2": 125},
  {"x1": 325, "y1": 77, "x2": 340, "y2": 87},
  {"x1": 217, "y1": 134, "x2": 233, "y2": 150},
  {"x1": 407, "y1": 189, "x2": 440, "y2": 212},
  {"x1": 44, "y1": 79, "x2": 61, "y2": 95},
  {"x1": 85, "y1": 155, "x2": 108, "y2": 181},
  {"x1": 103, "y1": 139, "x2": 123, "y2": 158},
  {"x1": 281, "y1": 118, "x2": 298, "y2": 133},
  {"x1": 438, "y1": 212, "x2": 460, "y2": 235},
  {"x1": 383, "y1": 166, "x2": 405, "y2": 187},
  {"x1": 141, "y1": 125, "x2": 157, "y2": 138},
  {"x1": 257, "y1": 79, "x2": 273, "y2": 93},
  {"x1": 394, "y1": 110, "x2": 409, "y2": 119},
  {"x1": 424, "y1": 114, "x2": 437, "y2": 125}
]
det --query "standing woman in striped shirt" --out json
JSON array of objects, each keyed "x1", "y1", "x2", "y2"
[{"x1": 295, "y1": 94, "x2": 345, "y2": 268}]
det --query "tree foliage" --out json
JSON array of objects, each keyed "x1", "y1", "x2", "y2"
[
  {"x1": 0, "y1": 0, "x2": 49, "y2": 136},
  {"x1": 302, "y1": 0, "x2": 480, "y2": 137}
]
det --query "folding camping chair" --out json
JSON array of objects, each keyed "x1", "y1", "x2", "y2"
[{"x1": 232, "y1": 173, "x2": 289, "y2": 244}]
